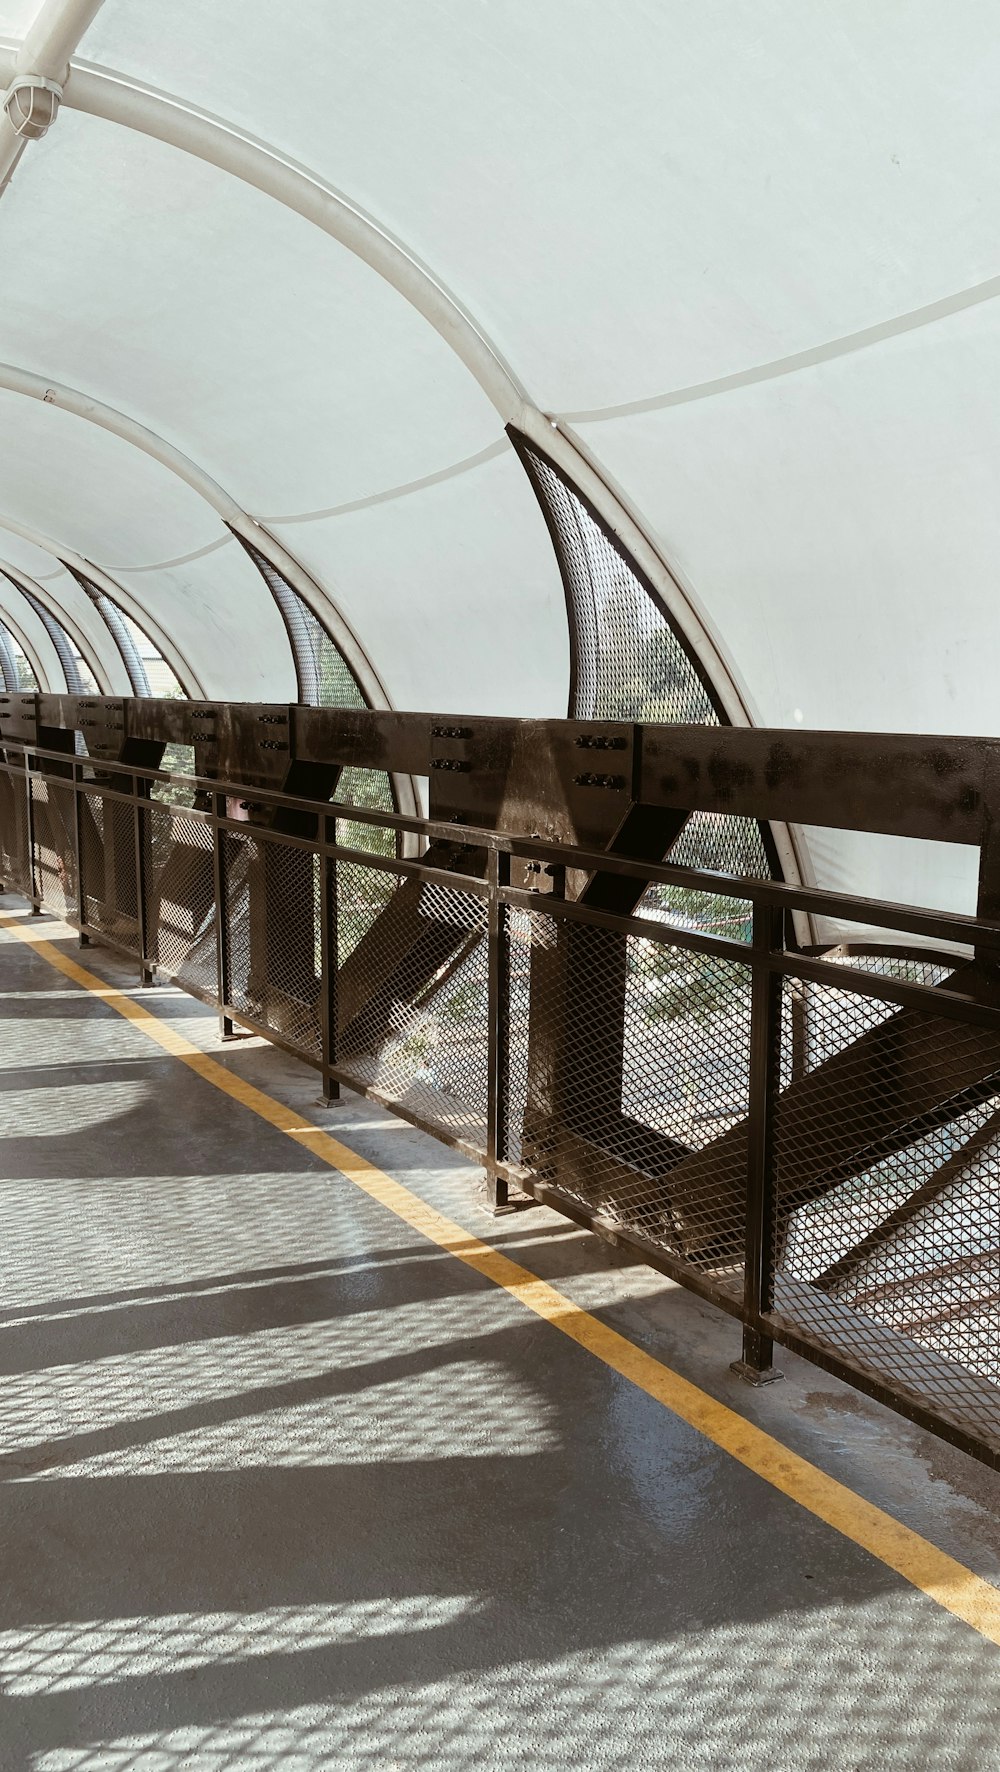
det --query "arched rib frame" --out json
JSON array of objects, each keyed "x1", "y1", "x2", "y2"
[
  {"x1": 0, "y1": 590, "x2": 54, "y2": 690},
  {"x1": 0, "y1": 42, "x2": 804, "y2": 883},
  {"x1": 0, "y1": 512, "x2": 204, "y2": 696},
  {"x1": 3, "y1": 57, "x2": 758, "y2": 719},
  {"x1": 0, "y1": 558, "x2": 117, "y2": 691},
  {"x1": 0, "y1": 363, "x2": 392, "y2": 711}
]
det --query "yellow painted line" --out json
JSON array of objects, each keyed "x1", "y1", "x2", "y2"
[{"x1": 4, "y1": 906, "x2": 1000, "y2": 1647}]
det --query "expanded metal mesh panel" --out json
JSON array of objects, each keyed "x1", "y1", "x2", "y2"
[
  {"x1": 771, "y1": 978, "x2": 1000, "y2": 1451},
  {"x1": 146, "y1": 804, "x2": 217, "y2": 989},
  {"x1": 335, "y1": 864, "x2": 490, "y2": 1150},
  {"x1": 17, "y1": 655, "x2": 39, "y2": 691},
  {"x1": 96, "y1": 593, "x2": 150, "y2": 694},
  {"x1": 78, "y1": 789, "x2": 105, "y2": 926},
  {"x1": 779, "y1": 961, "x2": 955, "y2": 1084},
  {"x1": 15, "y1": 584, "x2": 97, "y2": 695},
  {"x1": 506, "y1": 907, "x2": 752, "y2": 1285},
  {"x1": 29, "y1": 776, "x2": 76, "y2": 918},
  {"x1": 520, "y1": 444, "x2": 776, "y2": 916},
  {"x1": 0, "y1": 627, "x2": 38, "y2": 690},
  {"x1": 335, "y1": 768, "x2": 397, "y2": 857},
  {"x1": 223, "y1": 830, "x2": 321, "y2": 1059},
  {"x1": 78, "y1": 790, "x2": 140, "y2": 951},
  {"x1": 0, "y1": 626, "x2": 18, "y2": 692},
  {"x1": 151, "y1": 743, "x2": 198, "y2": 810},
  {"x1": 337, "y1": 858, "x2": 398, "y2": 967},
  {"x1": 637, "y1": 812, "x2": 770, "y2": 942},
  {"x1": 235, "y1": 532, "x2": 365, "y2": 711},
  {"x1": 302, "y1": 605, "x2": 365, "y2": 708},
  {"x1": 0, "y1": 767, "x2": 31, "y2": 894},
  {"x1": 66, "y1": 565, "x2": 183, "y2": 698},
  {"x1": 521, "y1": 444, "x2": 719, "y2": 725}
]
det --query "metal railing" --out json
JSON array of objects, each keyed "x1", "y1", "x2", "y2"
[{"x1": 2, "y1": 738, "x2": 1000, "y2": 1470}]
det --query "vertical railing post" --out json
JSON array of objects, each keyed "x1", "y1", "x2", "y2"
[
  {"x1": 212, "y1": 792, "x2": 236, "y2": 1038},
  {"x1": 25, "y1": 753, "x2": 41, "y2": 914},
  {"x1": 72, "y1": 758, "x2": 90, "y2": 946},
  {"x1": 732, "y1": 898, "x2": 785, "y2": 1384},
  {"x1": 318, "y1": 813, "x2": 340, "y2": 1106},
  {"x1": 133, "y1": 773, "x2": 154, "y2": 986},
  {"x1": 485, "y1": 844, "x2": 512, "y2": 1212}
]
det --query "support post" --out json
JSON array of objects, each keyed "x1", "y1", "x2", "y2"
[
  {"x1": 72, "y1": 761, "x2": 89, "y2": 945},
  {"x1": 25, "y1": 758, "x2": 41, "y2": 914},
  {"x1": 975, "y1": 753, "x2": 1000, "y2": 974},
  {"x1": 133, "y1": 774, "x2": 155, "y2": 986},
  {"x1": 732, "y1": 899, "x2": 785, "y2": 1385},
  {"x1": 212, "y1": 793, "x2": 235, "y2": 1039},
  {"x1": 318, "y1": 817, "x2": 340, "y2": 1106},
  {"x1": 485, "y1": 846, "x2": 512, "y2": 1212}
]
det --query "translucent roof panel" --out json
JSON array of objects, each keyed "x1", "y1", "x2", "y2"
[
  {"x1": 273, "y1": 452, "x2": 567, "y2": 717},
  {"x1": 0, "y1": 111, "x2": 503, "y2": 515},
  {"x1": 111, "y1": 548, "x2": 296, "y2": 703},
  {"x1": 0, "y1": 2, "x2": 994, "y2": 926},
  {"x1": 579, "y1": 298, "x2": 1000, "y2": 739},
  {"x1": 79, "y1": 1, "x2": 1000, "y2": 410},
  {"x1": 0, "y1": 556, "x2": 127, "y2": 692}
]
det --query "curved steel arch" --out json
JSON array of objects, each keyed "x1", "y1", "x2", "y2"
[
  {"x1": 0, "y1": 512, "x2": 204, "y2": 696},
  {"x1": 0, "y1": 364, "x2": 392, "y2": 710},
  {"x1": 0, "y1": 37, "x2": 808, "y2": 886},
  {"x1": 0, "y1": 559, "x2": 115, "y2": 692},
  {"x1": 0, "y1": 591, "x2": 51, "y2": 691},
  {"x1": 0, "y1": 50, "x2": 762, "y2": 737}
]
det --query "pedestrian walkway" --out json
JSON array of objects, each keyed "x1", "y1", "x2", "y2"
[{"x1": 1, "y1": 900, "x2": 999, "y2": 1772}]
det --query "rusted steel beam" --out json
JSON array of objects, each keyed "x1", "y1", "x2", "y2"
[{"x1": 640, "y1": 727, "x2": 1000, "y2": 844}]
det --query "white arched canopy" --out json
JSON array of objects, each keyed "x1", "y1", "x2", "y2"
[{"x1": 0, "y1": 0, "x2": 996, "y2": 918}]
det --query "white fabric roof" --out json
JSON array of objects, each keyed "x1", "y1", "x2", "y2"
[{"x1": 0, "y1": 1, "x2": 995, "y2": 916}]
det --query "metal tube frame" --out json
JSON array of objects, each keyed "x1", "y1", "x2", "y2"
[{"x1": 4, "y1": 735, "x2": 1000, "y2": 1470}]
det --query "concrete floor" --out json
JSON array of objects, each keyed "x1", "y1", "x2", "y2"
[{"x1": 1, "y1": 898, "x2": 1000, "y2": 1771}]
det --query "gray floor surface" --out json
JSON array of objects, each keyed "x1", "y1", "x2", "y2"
[{"x1": 1, "y1": 899, "x2": 999, "y2": 1771}]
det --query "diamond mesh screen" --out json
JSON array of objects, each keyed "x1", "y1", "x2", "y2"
[
  {"x1": 29, "y1": 776, "x2": 76, "y2": 918},
  {"x1": 223, "y1": 829, "x2": 321, "y2": 1059},
  {"x1": 147, "y1": 803, "x2": 217, "y2": 990},
  {"x1": 0, "y1": 766, "x2": 31, "y2": 894},
  {"x1": 517, "y1": 439, "x2": 775, "y2": 917},
  {"x1": 234, "y1": 533, "x2": 396, "y2": 831},
  {"x1": 78, "y1": 789, "x2": 140, "y2": 951},
  {"x1": 335, "y1": 770, "x2": 396, "y2": 857},
  {"x1": 0, "y1": 626, "x2": 38, "y2": 690},
  {"x1": 151, "y1": 743, "x2": 198, "y2": 810},
  {"x1": 506, "y1": 906, "x2": 752, "y2": 1288},
  {"x1": 233, "y1": 532, "x2": 364, "y2": 710},
  {"x1": 637, "y1": 811, "x2": 770, "y2": 942},
  {"x1": 16, "y1": 654, "x2": 38, "y2": 691},
  {"x1": 0, "y1": 626, "x2": 18, "y2": 692},
  {"x1": 519, "y1": 444, "x2": 719, "y2": 725},
  {"x1": 334, "y1": 862, "x2": 490, "y2": 1150},
  {"x1": 770, "y1": 976, "x2": 1000, "y2": 1450},
  {"x1": 14, "y1": 583, "x2": 96, "y2": 695},
  {"x1": 66, "y1": 566, "x2": 183, "y2": 698}
]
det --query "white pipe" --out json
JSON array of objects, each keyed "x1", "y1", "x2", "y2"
[
  {"x1": 0, "y1": 586, "x2": 57, "y2": 690},
  {"x1": 0, "y1": 556, "x2": 119, "y2": 691},
  {"x1": 0, "y1": 363, "x2": 392, "y2": 710},
  {"x1": 26, "y1": 63, "x2": 770, "y2": 731},
  {"x1": 0, "y1": 0, "x2": 103, "y2": 192},
  {"x1": 0, "y1": 49, "x2": 768, "y2": 734},
  {"x1": 0, "y1": 45, "x2": 805, "y2": 886},
  {"x1": 0, "y1": 511, "x2": 205, "y2": 697},
  {"x1": 16, "y1": 0, "x2": 103, "y2": 80}
]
